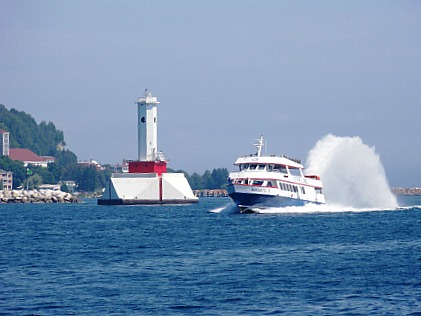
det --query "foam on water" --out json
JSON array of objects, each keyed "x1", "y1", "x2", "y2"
[
  {"x1": 305, "y1": 134, "x2": 398, "y2": 209},
  {"x1": 209, "y1": 203, "x2": 239, "y2": 214},
  {"x1": 255, "y1": 203, "x2": 397, "y2": 214}
]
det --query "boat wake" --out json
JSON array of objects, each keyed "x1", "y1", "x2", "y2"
[
  {"x1": 208, "y1": 203, "x2": 239, "y2": 214},
  {"x1": 397, "y1": 205, "x2": 421, "y2": 211},
  {"x1": 211, "y1": 201, "x2": 421, "y2": 215},
  {"x1": 250, "y1": 203, "x2": 401, "y2": 214}
]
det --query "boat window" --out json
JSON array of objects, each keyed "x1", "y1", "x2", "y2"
[
  {"x1": 252, "y1": 180, "x2": 264, "y2": 186},
  {"x1": 266, "y1": 181, "x2": 273, "y2": 187},
  {"x1": 289, "y1": 167, "x2": 302, "y2": 177},
  {"x1": 316, "y1": 188, "x2": 322, "y2": 194},
  {"x1": 293, "y1": 186, "x2": 298, "y2": 193},
  {"x1": 280, "y1": 165, "x2": 287, "y2": 174},
  {"x1": 288, "y1": 184, "x2": 293, "y2": 192},
  {"x1": 267, "y1": 165, "x2": 274, "y2": 172},
  {"x1": 249, "y1": 164, "x2": 257, "y2": 170},
  {"x1": 301, "y1": 187, "x2": 305, "y2": 194},
  {"x1": 258, "y1": 164, "x2": 266, "y2": 171}
]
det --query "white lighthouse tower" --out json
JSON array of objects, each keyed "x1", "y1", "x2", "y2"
[
  {"x1": 137, "y1": 89, "x2": 160, "y2": 161},
  {"x1": 98, "y1": 90, "x2": 198, "y2": 205}
]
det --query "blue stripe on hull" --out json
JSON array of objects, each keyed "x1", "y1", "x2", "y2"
[{"x1": 228, "y1": 192, "x2": 307, "y2": 208}]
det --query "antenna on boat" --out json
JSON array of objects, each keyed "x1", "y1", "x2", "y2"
[
  {"x1": 265, "y1": 138, "x2": 268, "y2": 155},
  {"x1": 254, "y1": 135, "x2": 265, "y2": 157}
]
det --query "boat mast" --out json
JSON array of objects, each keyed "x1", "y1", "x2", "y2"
[{"x1": 254, "y1": 135, "x2": 264, "y2": 157}]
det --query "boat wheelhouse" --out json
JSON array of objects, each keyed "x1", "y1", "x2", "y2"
[{"x1": 227, "y1": 136, "x2": 325, "y2": 212}]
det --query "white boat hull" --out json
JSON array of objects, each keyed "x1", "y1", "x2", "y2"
[{"x1": 227, "y1": 183, "x2": 323, "y2": 211}]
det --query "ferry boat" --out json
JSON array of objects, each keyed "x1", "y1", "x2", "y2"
[{"x1": 227, "y1": 136, "x2": 325, "y2": 213}]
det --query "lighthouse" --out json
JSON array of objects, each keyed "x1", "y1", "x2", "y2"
[
  {"x1": 98, "y1": 90, "x2": 198, "y2": 205},
  {"x1": 127, "y1": 90, "x2": 167, "y2": 175},
  {"x1": 137, "y1": 89, "x2": 160, "y2": 161}
]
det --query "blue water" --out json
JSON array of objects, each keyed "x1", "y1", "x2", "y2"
[{"x1": 1, "y1": 197, "x2": 420, "y2": 315}]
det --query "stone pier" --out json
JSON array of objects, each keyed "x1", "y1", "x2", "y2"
[{"x1": 0, "y1": 189, "x2": 81, "y2": 204}]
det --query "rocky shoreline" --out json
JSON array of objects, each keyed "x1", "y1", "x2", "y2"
[{"x1": 0, "y1": 189, "x2": 81, "y2": 204}]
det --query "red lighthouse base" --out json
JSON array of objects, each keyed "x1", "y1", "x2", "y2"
[{"x1": 128, "y1": 160, "x2": 167, "y2": 175}]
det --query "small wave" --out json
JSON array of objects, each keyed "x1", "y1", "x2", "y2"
[
  {"x1": 169, "y1": 304, "x2": 205, "y2": 310},
  {"x1": 208, "y1": 203, "x2": 239, "y2": 214},
  {"x1": 396, "y1": 205, "x2": 421, "y2": 211}
]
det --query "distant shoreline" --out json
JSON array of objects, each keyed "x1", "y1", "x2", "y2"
[{"x1": 392, "y1": 187, "x2": 421, "y2": 196}]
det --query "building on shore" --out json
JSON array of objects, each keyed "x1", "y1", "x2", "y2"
[
  {"x1": 1, "y1": 130, "x2": 55, "y2": 167},
  {"x1": 8, "y1": 148, "x2": 55, "y2": 167},
  {"x1": 0, "y1": 130, "x2": 10, "y2": 156},
  {"x1": 0, "y1": 169, "x2": 13, "y2": 190}
]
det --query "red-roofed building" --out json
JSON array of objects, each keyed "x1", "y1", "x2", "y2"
[{"x1": 9, "y1": 148, "x2": 55, "y2": 167}]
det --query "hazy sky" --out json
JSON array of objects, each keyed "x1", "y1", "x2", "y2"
[{"x1": 1, "y1": 1, "x2": 420, "y2": 186}]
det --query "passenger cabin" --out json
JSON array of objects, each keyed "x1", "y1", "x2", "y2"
[{"x1": 237, "y1": 163, "x2": 304, "y2": 178}]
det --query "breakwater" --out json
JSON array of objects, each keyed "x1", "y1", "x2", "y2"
[
  {"x1": 194, "y1": 189, "x2": 228, "y2": 197},
  {"x1": 0, "y1": 189, "x2": 81, "y2": 204},
  {"x1": 392, "y1": 187, "x2": 421, "y2": 196}
]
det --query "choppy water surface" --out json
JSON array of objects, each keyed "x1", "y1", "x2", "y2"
[{"x1": 1, "y1": 197, "x2": 420, "y2": 315}]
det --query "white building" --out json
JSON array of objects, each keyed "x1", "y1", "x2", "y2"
[
  {"x1": 0, "y1": 130, "x2": 10, "y2": 156},
  {"x1": 0, "y1": 169, "x2": 13, "y2": 190}
]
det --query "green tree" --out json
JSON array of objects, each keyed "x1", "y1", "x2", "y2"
[
  {"x1": 0, "y1": 156, "x2": 26, "y2": 189},
  {"x1": 23, "y1": 174, "x2": 43, "y2": 190},
  {"x1": 202, "y1": 170, "x2": 214, "y2": 189},
  {"x1": 189, "y1": 172, "x2": 203, "y2": 190},
  {"x1": 76, "y1": 165, "x2": 98, "y2": 191},
  {"x1": 211, "y1": 168, "x2": 229, "y2": 189},
  {"x1": 60, "y1": 183, "x2": 69, "y2": 193}
]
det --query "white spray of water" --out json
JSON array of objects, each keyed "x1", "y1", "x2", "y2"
[
  {"x1": 208, "y1": 203, "x2": 239, "y2": 214},
  {"x1": 306, "y1": 134, "x2": 398, "y2": 209}
]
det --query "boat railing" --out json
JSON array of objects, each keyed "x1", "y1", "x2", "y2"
[
  {"x1": 240, "y1": 154, "x2": 302, "y2": 164},
  {"x1": 280, "y1": 155, "x2": 302, "y2": 164}
]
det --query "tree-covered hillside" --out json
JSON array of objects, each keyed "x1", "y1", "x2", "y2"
[
  {"x1": 0, "y1": 104, "x2": 87, "y2": 189},
  {"x1": 0, "y1": 104, "x2": 65, "y2": 156}
]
